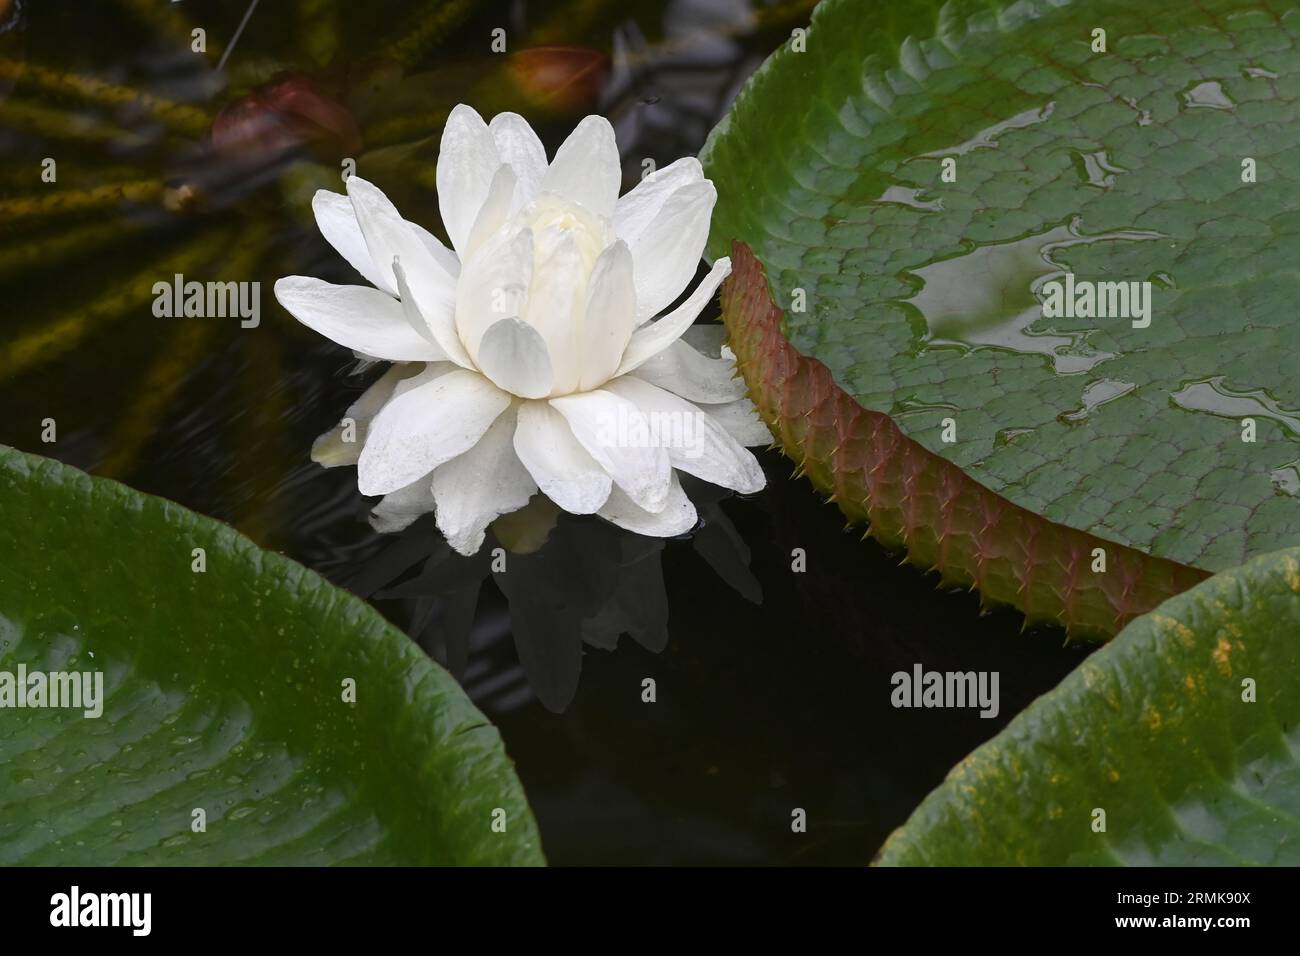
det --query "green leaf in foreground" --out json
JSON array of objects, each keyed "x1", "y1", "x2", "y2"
[
  {"x1": 0, "y1": 446, "x2": 543, "y2": 865},
  {"x1": 876, "y1": 546, "x2": 1300, "y2": 865},
  {"x1": 703, "y1": 0, "x2": 1300, "y2": 577}
]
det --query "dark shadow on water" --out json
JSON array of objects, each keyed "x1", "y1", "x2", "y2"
[
  {"x1": 475, "y1": 452, "x2": 1092, "y2": 864},
  {"x1": 318, "y1": 447, "x2": 1092, "y2": 864},
  {"x1": 334, "y1": 476, "x2": 760, "y2": 714}
]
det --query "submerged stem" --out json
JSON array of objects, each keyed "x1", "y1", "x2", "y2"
[{"x1": 0, "y1": 58, "x2": 212, "y2": 136}]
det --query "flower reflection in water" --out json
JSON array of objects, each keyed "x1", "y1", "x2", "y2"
[{"x1": 340, "y1": 475, "x2": 760, "y2": 713}]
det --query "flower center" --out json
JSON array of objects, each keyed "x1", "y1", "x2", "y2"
[{"x1": 522, "y1": 194, "x2": 611, "y2": 278}]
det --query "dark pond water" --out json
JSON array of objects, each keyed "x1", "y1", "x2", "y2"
[{"x1": 0, "y1": 0, "x2": 1094, "y2": 863}]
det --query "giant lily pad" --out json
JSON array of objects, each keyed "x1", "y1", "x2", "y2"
[
  {"x1": 703, "y1": 0, "x2": 1300, "y2": 633},
  {"x1": 876, "y1": 545, "x2": 1300, "y2": 865},
  {"x1": 0, "y1": 446, "x2": 543, "y2": 865}
]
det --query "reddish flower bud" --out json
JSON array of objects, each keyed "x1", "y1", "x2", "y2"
[
  {"x1": 507, "y1": 47, "x2": 610, "y2": 116},
  {"x1": 0, "y1": 0, "x2": 21, "y2": 33},
  {"x1": 210, "y1": 73, "x2": 361, "y2": 162}
]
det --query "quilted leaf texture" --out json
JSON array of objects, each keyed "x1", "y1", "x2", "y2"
[
  {"x1": 723, "y1": 244, "x2": 1208, "y2": 639},
  {"x1": 705, "y1": 0, "x2": 1300, "y2": 634}
]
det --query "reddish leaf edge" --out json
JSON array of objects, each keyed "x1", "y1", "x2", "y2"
[{"x1": 720, "y1": 241, "x2": 1209, "y2": 642}]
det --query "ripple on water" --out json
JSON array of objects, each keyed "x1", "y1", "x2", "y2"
[
  {"x1": 917, "y1": 102, "x2": 1056, "y2": 157},
  {"x1": 1058, "y1": 379, "x2": 1137, "y2": 424},
  {"x1": 1171, "y1": 378, "x2": 1300, "y2": 495},
  {"x1": 1180, "y1": 80, "x2": 1236, "y2": 111},
  {"x1": 1071, "y1": 149, "x2": 1127, "y2": 189},
  {"x1": 899, "y1": 218, "x2": 1164, "y2": 374},
  {"x1": 874, "y1": 185, "x2": 944, "y2": 212},
  {"x1": 890, "y1": 397, "x2": 960, "y2": 418},
  {"x1": 1170, "y1": 377, "x2": 1300, "y2": 437}
]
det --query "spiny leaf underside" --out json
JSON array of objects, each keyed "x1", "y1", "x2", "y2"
[{"x1": 721, "y1": 242, "x2": 1209, "y2": 641}]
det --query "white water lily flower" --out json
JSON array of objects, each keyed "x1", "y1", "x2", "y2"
[{"x1": 275, "y1": 105, "x2": 769, "y2": 555}]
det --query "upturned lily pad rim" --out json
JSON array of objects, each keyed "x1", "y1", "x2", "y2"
[
  {"x1": 875, "y1": 545, "x2": 1300, "y2": 866},
  {"x1": 0, "y1": 444, "x2": 545, "y2": 866}
]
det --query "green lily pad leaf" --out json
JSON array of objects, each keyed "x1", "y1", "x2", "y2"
[
  {"x1": 703, "y1": 0, "x2": 1300, "y2": 579},
  {"x1": 722, "y1": 242, "x2": 1208, "y2": 638},
  {"x1": 876, "y1": 546, "x2": 1300, "y2": 865},
  {"x1": 0, "y1": 446, "x2": 543, "y2": 865}
]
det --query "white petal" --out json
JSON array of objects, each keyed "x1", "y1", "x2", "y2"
[
  {"x1": 548, "y1": 389, "x2": 671, "y2": 512},
  {"x1": 627, "y1": 179, "x2": 717, "y2": 321},
  {"x1": 455, "y1": 226, "x2": 533, "y2": 361},
  {"x1": 700, "y1": 398, "x2": 772, "y2": 447},
  {"x1": 614, "y1": 156, "x2": 704, "y2": 248},
  {"x1": 344, "y1": 177, "x2": 440, "y2": 290},
  {"x1": 540, "y1": 114, "x2": 621, "y2": 219},
  {"x1": 411, "y1": 223, "x2": 461, "y2": 279},
  {"x1": 604, "y1": 376, "x2": 765, "y2": 494},
  {"x1": 345, "y1": 177, "x2": 464, "y2": 365},
  {"x1": 489, "y1": 112, "x2": 547, "y2": 215},
  {"x1": 578, "y1": 240, "x2": 637, "y2": 391},
  {"x1": 274, "y1": 276, "x2": 446, "y2": 361},
  {"x1": 358, "y1": 367, "x2": 511, "y2": 495},
  {"x1": 616, "y1": 256, "x2": 730, "y2": 376},
  {"x1": 436, "y1": 104, "x2": 500, "y2": 256},
  {"x1": 522, "y1": 233, "x2": 586, "y2": 395},
  {"x1": 312, "y1": 425, "x2": 363, "y2": 468},
  {"x1": 477, "y1": 318, "x2": 553, "y2": 399},
  {"x1": 390, "y1": 360, "x2": 457, "y2": 399},
  {"x1": 312, "y1": 190, "x2": 393, "y2": 293},
  {"x1": 314, "y1": 187, "x2": 461, "y2": 293},
  {"x1": 631, "y1": 337, "x2": 746, "y2": 404},
  {"x1": 465, "y1": 163, "x2": 517, "y2": 258},
  {"x1": 369, "y1": 473, "x2": 436, "y2": 533},
  {"x1": 311, "y1": 363, "x2": 428, "y2": 467},
  {"x1": 432, "y1": 406, "x2": 537, "y2": 555},
  {"x1": 388, "y1": 258, "x2": 441, "y2": 349},
  {"x1": 597, "y1": 472, "x2": 697, "y2": 538},
  {"x1": 392, "y1": 256, "x2": 470, "y2": 367},
  {"x1": 513, "y1": 400, "x2": 612, "y2": 514}
]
